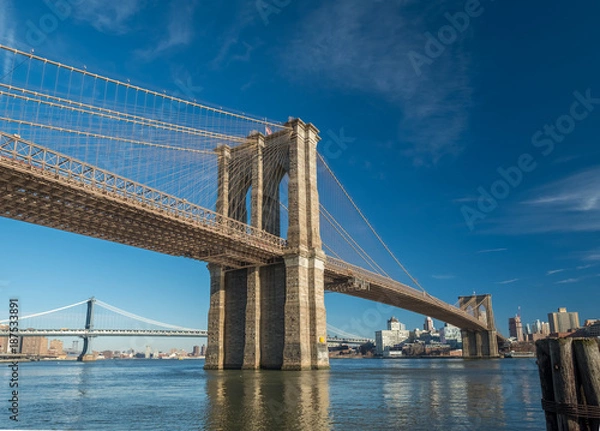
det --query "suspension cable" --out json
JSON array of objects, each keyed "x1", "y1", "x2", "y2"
[
  {"x1": 320, "y1": 204, "x2": 390, "y2": 277},
  {"x1": 318, "y1": 152, "x2": 427, "y2": 293},
  {"x1": 95, "y1": 300, "x2": 197, "y2": 331},
  {"x1": 0, "y1": 299, "x2": 89, "y2": 323}
]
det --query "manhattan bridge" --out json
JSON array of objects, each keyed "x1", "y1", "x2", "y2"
[{"x1": 0, "y1": 45, "x2": 501, "y2": 370}]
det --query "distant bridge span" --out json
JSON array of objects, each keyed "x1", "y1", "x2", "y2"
[{"x1": 0, "y1": 328, "x2": 370, "y2": 346}]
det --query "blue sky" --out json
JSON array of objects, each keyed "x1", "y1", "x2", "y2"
[{"x1": 0, "y1": 0, "x2": 599, "y2": 350}]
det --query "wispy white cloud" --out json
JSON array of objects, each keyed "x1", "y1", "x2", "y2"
[
  {"x1": 432, "y1": 274, "x2": 455, "y2": 280},
  {"x1": 72, "y1": 0, "x2": 144, "y2": 35},
  {"x1": 453, "y1": 196, "x2": 477, "y2": 203},
  {"x1": 576, "y1": 263, "x2": 596, "y2": 270},
  {"x1": 556, "y1": 278, "x2": 580, "y2": 284},
  {"x1": 477, "y1": 248, "x2": 507, "y2": 254},
  {"x1": 210, "y1": 1, "x2": 262, "y2": 69},
  {"x1": 496, "y1": 278, "x2": 519, "y2": 285},
  {"x1": 584, "y1": 250, "x2": 600, "y2": 261},
  {"x1": 280, "y1": 0, "x2": 474, "y2": 166},
  {"x1": 135, "y1": 1, "x2": 198, "y2": 61},
  {"x1": 546, "y1": 269, "x2": 565, "y2": 275},
  {"x1": 492, "y1": 166, "x2": 600, "y2": 234}
]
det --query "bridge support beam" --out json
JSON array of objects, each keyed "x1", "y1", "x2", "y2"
[{"x1": 204, "y1": 119, "x2": 329, "y2": 371}]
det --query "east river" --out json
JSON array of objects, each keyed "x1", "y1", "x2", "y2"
[{"x1": 1, "y1": 358, "x2": 544, "y2": 430}]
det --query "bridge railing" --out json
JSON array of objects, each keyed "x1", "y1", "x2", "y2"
[{"x1": 0, "y1": 132, "x2": 287, "y2": 250}]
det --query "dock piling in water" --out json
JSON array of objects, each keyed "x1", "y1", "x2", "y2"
[{"x1": 535, "y1": 338, "x2": 600, "y2": 431}]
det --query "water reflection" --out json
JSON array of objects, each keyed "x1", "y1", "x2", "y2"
[
  {"x1": 379, "y1": 360, "x2": 509, "y2": 430},
  {"x1": 205, "y1": 369, "x2": 331, "y2": 430}
]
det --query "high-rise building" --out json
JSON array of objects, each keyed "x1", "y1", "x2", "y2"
[
  {"x1": 439, "y1": 323, "x2": 462, "y2": 349},
  {"x1": 548, "y1": 307, "x2": 580, "y2": 333},
  {"x1": 200, "y1": 345, "x2": 206, "y2": 356},
  {"x1": 20, "y1": 337, "x2": 48, "y2": 355},
  {"x1": 424, "y1": 316, "x2": 434, "y2": 332},
  {"x1": 192, "y1": 345, "x2": 200, "y2": 357},
  {"x1": 541, "y1": 322, "x2": 550, "y2": 335},
  {"x1": 376, "y1": 317, "x2": 410, "y2": 355},
  {"x1": 508, "y1": 316, "x2": 523, "y2": 341},
  {"x1": 387, "y1": 316, "x2": 405, "y2": 331}
]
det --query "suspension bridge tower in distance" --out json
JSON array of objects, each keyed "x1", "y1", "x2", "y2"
[
  {"x1": 204, "y1": 119, "x2": 329, "y2": 371},
  {"x1": 78, "y1": 297, "x2": 96, "y2": 362}
]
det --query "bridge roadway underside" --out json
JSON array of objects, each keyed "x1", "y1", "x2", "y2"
[
  {"x1": 323, "y1": 264, "x2": 489, "y2": 332},
  {"x1": 0, "y1": 159, "x2": 284, "y2": 269}
]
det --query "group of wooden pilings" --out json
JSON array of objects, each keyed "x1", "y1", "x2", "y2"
[{"x1": 535, "y1": 338, "x2": 600, "y2": 431}]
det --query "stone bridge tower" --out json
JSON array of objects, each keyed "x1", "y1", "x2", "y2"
[
  {"x1": 458, "y1": 294, "x2": 500, "y2": 358},
  {"x1": 204, "y1": 119, "x2": 329, "y2": 370}
]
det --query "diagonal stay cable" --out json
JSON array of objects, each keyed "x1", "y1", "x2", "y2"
[
  {"x1": 318, "y1": 152, "x2": 427, "y2": 294},
  {"x1": 320, "y1": 204, "x2": 390, "y2": 277}
]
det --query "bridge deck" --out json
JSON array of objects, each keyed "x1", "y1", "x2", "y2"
[
  {"x1": 0, "y1": 132, "x2": 495, "y2": 334},
  {"x1": 324, "y1": 258, "x2": 490, "y2": 332},
  {"x1": 0, "y1": 132, "x2": 285, "y2": 268}
]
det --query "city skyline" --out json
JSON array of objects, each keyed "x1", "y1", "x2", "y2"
[{"x1": 0, "y1": 1, "x2": 599, "y2": 342}]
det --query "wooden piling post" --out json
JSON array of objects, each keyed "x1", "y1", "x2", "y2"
[
  {"x1": 548, "y1": 338, "x2": 580, "y2": 431},
  {"x1": 536, "y1": 339, "x2": 559, "y2": 431},
  {"x1": 573, "y1": 339, "x2": 600, "y2": 431},
  {"x1": 536, "y1": 338, "x2": 600, "y2": 431}
]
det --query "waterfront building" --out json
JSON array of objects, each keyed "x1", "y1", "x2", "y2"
[
  {"x1": 21, "y1": 336, "x2": 48, "y2": 355},
  {"x1": 439, "y1": 323, "x2": 462, "y2": 349},
  {"x1": 48, "y1": 339, "x2": 64, "y2": 356},
  {"x1": 0, "y1": 324, "x2": 8, "y2": 353},
  {"x1": 548, "y1": 307, "x2": 580, "y2": 333},
  {"x1": 588, "y1": 323, "x2": 600, "y2": 337},
  {"x1": 508, "y1": 316, "x2": 523, "y2": 341},
  {"x1": 375, "y1": 317, "x2": 410, "y2": 355},
  {"x1": 192, "y1": 345, "x2": 201, "y2": 356}
]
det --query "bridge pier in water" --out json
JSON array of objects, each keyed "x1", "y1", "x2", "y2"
[
  {"x1": 205, "y1": 119, "x2": 329, "y2": 371},
  {"x1": 458, "y1": 294, "x2": 500, "y2": 358}
]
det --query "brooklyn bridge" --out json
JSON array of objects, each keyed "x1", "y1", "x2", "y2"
[{"x1": 0, "y1": 45, "x2": 501, "y2": 370}]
